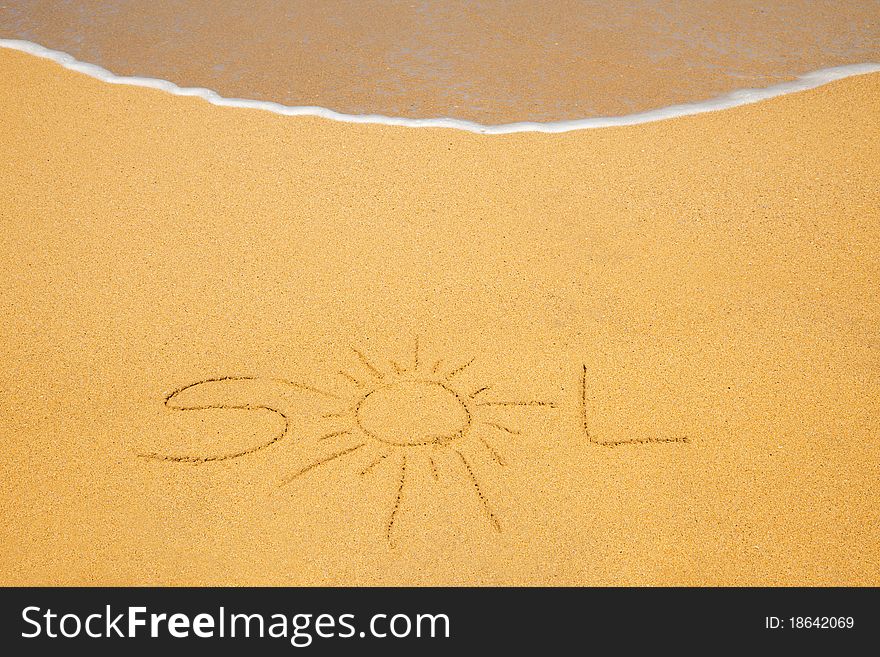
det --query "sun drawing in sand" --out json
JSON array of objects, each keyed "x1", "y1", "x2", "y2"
[{"x1": 141, "y1": 338, "x2": 556, "y2": 544}]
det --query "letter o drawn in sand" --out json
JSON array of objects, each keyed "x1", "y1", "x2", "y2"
[{"x1": 356, "y1": 380, "x2": 471, "y2": 446}]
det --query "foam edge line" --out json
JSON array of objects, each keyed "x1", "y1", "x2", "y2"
[{"x1": 2, "y1": 38, "x2": 880, "y2": 134}]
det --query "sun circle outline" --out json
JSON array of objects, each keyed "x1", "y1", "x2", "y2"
[{"x1": 354, "y1": 378, "x2": 472, "y2": 447}]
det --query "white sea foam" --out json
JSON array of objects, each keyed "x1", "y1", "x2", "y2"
[{"x1": 2, "y1": 38, "x2": 879, "y2": 134}]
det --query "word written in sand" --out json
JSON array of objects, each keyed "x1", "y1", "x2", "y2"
[{"x1": 140, "y1": 341, "x2": 688, "y2": 546}]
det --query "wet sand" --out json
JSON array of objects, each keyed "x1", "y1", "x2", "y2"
[
  {"x1": 0, "y1": 47, "x2": 878, "y2": 585},
  {"x1": 1, "y1": 0, "x2": 879, "y2": 123}
]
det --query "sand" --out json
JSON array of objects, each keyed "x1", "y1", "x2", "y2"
[
  {"x1": 2, "y1": 1, "x2": 880, "y2": 123},
  {"x1": 0, "y1": 46, "x2": 878, "y2": 585}
]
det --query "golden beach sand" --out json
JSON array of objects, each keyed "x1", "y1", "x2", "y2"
[{"x1": 0, "y1": 46, "x2": 878, "y2": 585}]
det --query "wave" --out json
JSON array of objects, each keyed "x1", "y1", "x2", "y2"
[{"x1": 2, "y1": 38, "x2": 879, "y2": 134}]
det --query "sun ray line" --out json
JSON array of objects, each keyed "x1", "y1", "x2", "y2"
[
  {"x1": 360, "y1": 451, "x2": 389, "y2": 476},
  {"x1": 390, "y1": 360, "x2": 406, "y2": 374},
  {"x1": 445, "y1": 357, "x2": 475, "y2": 380},
  {"x1": 431, "y1": 359, "x2": 443, "y2": 374},
  {"x1": 413, "y1": 336, "x2": 420, "y2": 371},
  {"x1": 351, "y1": 347, "x2": 384, "y2": 380},
  {"x1": 477, "y1": 435, "x2": 507, "y2": 466},
  {"x1": 483, "y1": 421, "x2": 521, "y2": 436},
  {"x1": 429, "y1": 455, "x2": 439, "y2": 481},
  {"x1": 278, "y1": 443, "x2": 366, "y2": 487},
  {"x1": 339, "y1": 370, "x2": 364, "y2": 387},
  {"x1": 469, "y1": 385, "x2": 490, "y2": 398},
  {"x1": 264, "y1": 377, "x2": 342, "y2": 401},
  {"x1": 386, "y1": 453, "x2": 407, "y2": 544},
  {"x1": 602, "y1": 437, "x2": 691, "y2": 448},
  {"x1": 452, "y1": 448, "x2": 501, "y2": 532},
  {"x1": 476, "y1": 400, "x2": 556, "y2": 408},
  {"x1": 322, "y1": 407, "x2": 354, "y2": 419},
  {"x1": 581, "y1": 363, "x2": 592, "y2": 441},
  {"x1": 321, "y1": 429, "x2": 351, "y2": 441}
]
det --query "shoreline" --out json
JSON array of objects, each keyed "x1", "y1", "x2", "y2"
[
  {"x1": 3, "y1": 37, "x2": 880, "y2": 135},
  {"x1": 1, "y1": 38, "x2": 878, "y2": 586}
]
